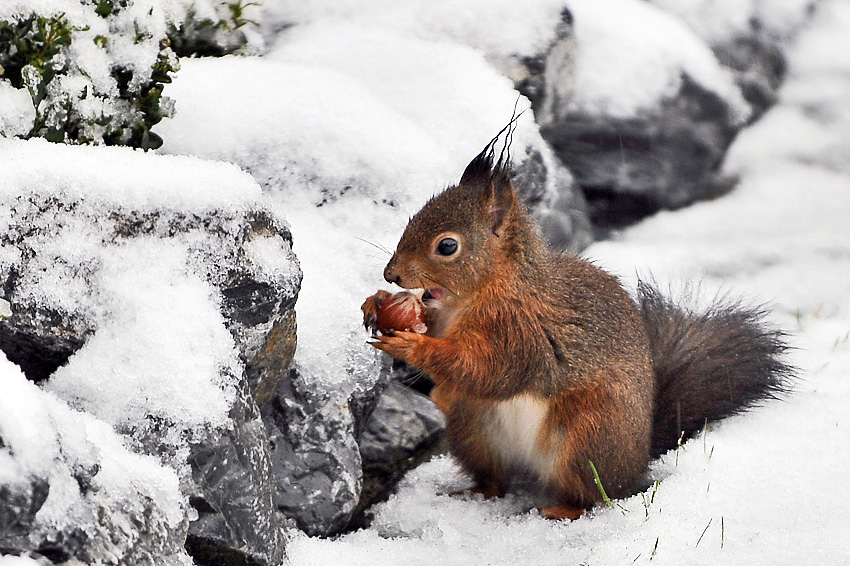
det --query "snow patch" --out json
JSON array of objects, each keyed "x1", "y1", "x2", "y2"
[
  {"x1": 46, "y1": 238, "x2": 240, "y2": 439},
  {"x1": 262, "y1": 0, "x2": 566, "y2": 59},
  {"x1": 566, "y1": 0, "x2": 748, "y2": 120},
  {"x1": 0, "y1": 82, "x2": 35, "y2": 137}
]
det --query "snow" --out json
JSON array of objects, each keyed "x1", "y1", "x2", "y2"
[
  {"x1": 2, "y1": 0, "x2": 850, "y2": 563},
  {"x1": 648, "y1": 0, "x2": 814, "y2": 45},
  {"x1": 266, "y1": 0, "x2": 748, "y2": 120},
  {"x1": 0, "y1": 352, "x2": 192, "y2": 565},
  {"x1": 261, "y1": 0, "x2": 566, "y2": 59},
  {"x1": 45, "y1": 237, "x2": 240, "y2": 440},
  {"x1": 0, "y1": 82, "x2": 35, "y2": 137},
  {"x1": 0, "y1": 138, "x2": 261, "y2": 210},
  {"x1": 565, "y1": 0, "x2": 748, "y2": 120}
]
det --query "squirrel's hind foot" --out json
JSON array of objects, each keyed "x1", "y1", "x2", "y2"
[{"x1": 540, "y1": 503, "x2": 586, "y2": 521}]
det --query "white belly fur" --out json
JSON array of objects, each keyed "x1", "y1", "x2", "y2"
[{"x1": 486, "y1": 395, "x2": 556, "y2": 481}]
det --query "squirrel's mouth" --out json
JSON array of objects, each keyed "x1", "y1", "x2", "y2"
[{"x1": 422, "y1": 287, "x2": 444, "y2": 304}]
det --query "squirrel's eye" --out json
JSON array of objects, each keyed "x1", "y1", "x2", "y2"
[{"x1": 436, "y1": 237, "x2": 458, "y2": 256}]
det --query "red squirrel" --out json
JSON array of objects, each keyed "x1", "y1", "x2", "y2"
[{"x1": 362, "y1": 133, "x2": 792, "y2": 520}]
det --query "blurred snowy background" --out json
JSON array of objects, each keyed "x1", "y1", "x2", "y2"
[{"x1": 1, "y1": 0, "x2": 849, "y2": 565}]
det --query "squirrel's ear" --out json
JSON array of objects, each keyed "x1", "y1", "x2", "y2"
[{"x1": 484, "y1": 173, "x2": 516, "y2": 237}]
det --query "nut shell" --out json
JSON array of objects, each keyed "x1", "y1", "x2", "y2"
[{"x1": 376, "y1": 292, "x2": 427, "y2": 334}]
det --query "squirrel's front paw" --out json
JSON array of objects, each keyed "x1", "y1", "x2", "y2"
[
  {"x1": 370, "y1": 330, "x2": 426, "y2": 363},
  {"x1": 361, "y1": 290, "x2": 393, "y2": 335}
]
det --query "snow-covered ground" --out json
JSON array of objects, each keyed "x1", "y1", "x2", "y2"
[
  {"x1": 2, "y1": 0, "x2": 849, "y2": 564},
  {"x1": 281, "y1": 1, "x2": 850, "y2": 564}
]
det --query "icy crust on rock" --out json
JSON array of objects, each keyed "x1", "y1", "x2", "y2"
[
  {"x1": 0, "y1": 354, "x2": 193, "y2": 566},
  {"x1": 0, "y1": 138, "x2": 296, "y2": 442},
  {"x1": 566, "y1": 0, "x2": 749, "y2": 120}
]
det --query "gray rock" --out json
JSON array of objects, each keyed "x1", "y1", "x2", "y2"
[
  {"x1": 263, "y1": 362, "x2": 390, "y2": 536},
  {"x1": 186, "y1": 378, "x2": 284, "y2": 566},
  {"x1": 713, "y1": 32, "x2": 786, "y2": 124},
  {"x1": 217, "y1": 210, "x2": 300, "y2": 408},
  {"x1": 540, "y1": 74, "x2": 741, "y2": 229},
  {"x1": 0, "y1": 476, "x2": 50, "y2": 557},
  {"x1": 0, "y1": 456, "x2": 189, "y2": 566},
  {"x1": 526, "y1": 7, "x2": 743, "y2": 229},
  {"x1": 359, "y1": 381, "x2": 446, "y2": 468},
  {"x1": 513, "y1": 145, "x2": 592, "y2": 252}
]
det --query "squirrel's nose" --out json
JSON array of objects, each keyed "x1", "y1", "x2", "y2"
[{"x1": 384, "y1": 256, "x2": 401, "y2": 286}]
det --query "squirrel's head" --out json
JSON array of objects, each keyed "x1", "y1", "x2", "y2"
[{"x1": 384, "y1": 144, "x2": 526, "y2": 309}]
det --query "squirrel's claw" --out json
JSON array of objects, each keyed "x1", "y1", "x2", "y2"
[{"x1": 361, "y1": 290, "x2": 392, "y2": 334}]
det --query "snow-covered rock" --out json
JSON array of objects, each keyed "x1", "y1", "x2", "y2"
[
  {"x1": 648, "y1": 0, "x2": 814, "y2": 121},
  {"x1": 0, "y1": 138, "x2": 297, "y2": 564},
  {"x1": 534, "y1": 0, "x2": 752, "y2": 229},
  {"x1": 0, "y1": 353, "x2": 192, "y2": 566}
]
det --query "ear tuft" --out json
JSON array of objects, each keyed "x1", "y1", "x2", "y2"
[
  {"x1": 459, "y1": 106, "x2": 523, "y2": 187},
  {"x1": 460, "y1": 112, "x2": 523, "y2": 236}
]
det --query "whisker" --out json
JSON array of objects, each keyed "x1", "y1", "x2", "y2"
[{"x1": 354, "y1": 236, "x2": 393, "y2": 257}]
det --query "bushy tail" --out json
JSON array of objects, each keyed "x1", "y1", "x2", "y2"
[{"x1": 637, "y1": 281, "x2": 794, "y2": 458}]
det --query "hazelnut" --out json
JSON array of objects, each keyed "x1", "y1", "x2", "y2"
[{"x1": 376, "y1": 291, "x2": 427, "y2": 334}]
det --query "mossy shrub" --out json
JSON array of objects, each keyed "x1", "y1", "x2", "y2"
[{"x1": 0, "y1": 2, "x2": 180, "y2": 149}]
